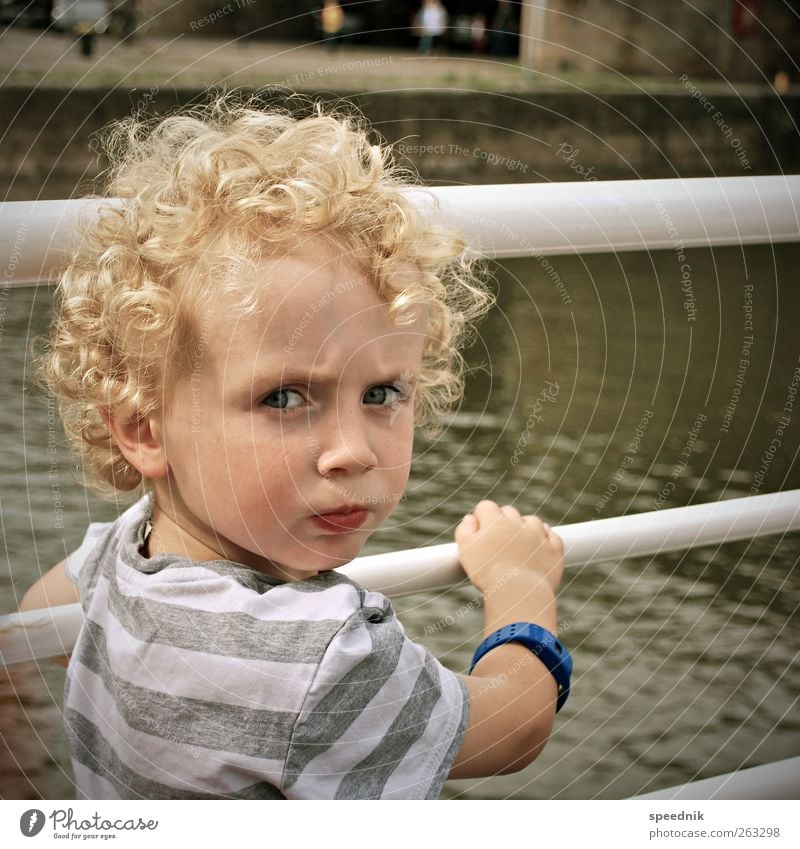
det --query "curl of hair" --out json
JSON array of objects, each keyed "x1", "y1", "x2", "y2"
[{"x1": 39, "y1": 94, "x2": 493, "y2": 495}]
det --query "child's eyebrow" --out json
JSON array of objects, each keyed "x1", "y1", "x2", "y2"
[
  {"x1": 229, "y1": 368, "x2": 418, "y2": 397},
  {"x1": 268, "y1": 370, "x2": 418, "y2": 387}
]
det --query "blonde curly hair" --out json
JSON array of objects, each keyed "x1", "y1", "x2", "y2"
[{"x1": 39, "y1": 94, "x2": 493, "y2": 495}]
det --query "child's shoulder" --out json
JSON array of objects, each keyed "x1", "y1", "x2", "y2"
[
  {"x1": 66, "y1": 498, "x2": 393, "y2": 631},
  {"x1": 64, "y1": 497, "x2": 148, "y2": 597}
]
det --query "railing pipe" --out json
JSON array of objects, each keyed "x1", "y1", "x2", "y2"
[
  {"x1": 2, "y1": 176, "x2": 799, "y2": 286},
  {"x1": 341, "y1": 488, "x2": 800, "y2": 595},
  {"x1": 2, "y1": 489, "x2": 798, "y2": 666},
  {"x1": 417, "y1": 175, "x2": 800, "y2": 259},
  {"x1": 632, "y1": 755, "x2": 800, "y2": 800}
]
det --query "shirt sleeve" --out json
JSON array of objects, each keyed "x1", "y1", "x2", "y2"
[
  {"x1": 64, "y1": 521, "x2": 111, "y2": 587},
  {"x1": 281, "y1": 601, "x2": 470, "y2": 800}
]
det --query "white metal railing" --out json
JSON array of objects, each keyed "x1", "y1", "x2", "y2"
[
  {"x1": 2, "y1": 177, "x2": 799, "y2": 798},
  {"x1": 2, "y1": 489, "x2": 799, "y2": 666},
  {"x1": 1, "y1": 176, "x2": 799, "y2": 284},
  {"x1": 2, "y1": 176, "x2": 800, "y2": 662},
  {"x1": 632, "y1": 755, "x2": 800, "y2": 800}
]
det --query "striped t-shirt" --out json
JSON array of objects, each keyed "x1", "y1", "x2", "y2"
[{"x1": 64, "y1": 498, "x2": 469, "y2": 799}]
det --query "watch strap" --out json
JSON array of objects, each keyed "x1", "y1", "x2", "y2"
[{"x1": 469, "y1": 622, "x2": 572, "y2": 712}]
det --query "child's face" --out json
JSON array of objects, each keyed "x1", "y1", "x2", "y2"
[{"x1": 151, "y1": 246, "x2": 425, "y2": 580}]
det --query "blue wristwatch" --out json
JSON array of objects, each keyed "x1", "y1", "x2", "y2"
[{"x1": 469, "y1": 622, "x2": 573, "y2": 712}]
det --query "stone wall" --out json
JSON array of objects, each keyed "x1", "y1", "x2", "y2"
[
  {"x1": 1, "y1": 87, "x2": 797, "y2": 200},
  {"x1": 528, "y1": 0, "x2": 800, "y2": 83}
]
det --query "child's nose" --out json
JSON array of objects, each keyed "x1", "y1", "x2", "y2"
[{"x1": 315, "y1": 412, "x2": 379, "y2": 476}]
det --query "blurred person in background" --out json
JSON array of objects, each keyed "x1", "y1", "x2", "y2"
[
  {"x1": 489, "y1": 0, "x2": 517, "y2": 57},
  {"x1": 321, "y1": 0, "x2": 344, "y2": 51},
  {"x1": 471, "y1": 13, "x2": 487, "y2": 53},
  {"x1": 117, "y1": 0, "x2": 138, "y2": 42},
  {"x1": 414, "y1": 0, "x2": 448, "y2": 56}
]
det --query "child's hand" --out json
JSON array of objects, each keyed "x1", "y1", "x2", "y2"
[{"x1": 455, "y1": 500, "x2": 564, "y2": 596}]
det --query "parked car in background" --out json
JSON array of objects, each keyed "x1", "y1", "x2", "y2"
[
  {"x1": 50, "y1": 0, "x2": 110, "y2": 34},
  {"x1": 0, "y1": 0, "x2": 52, "y2": 27}
]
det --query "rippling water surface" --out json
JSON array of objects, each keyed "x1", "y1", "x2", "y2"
[{"x1": 2, "y1": 245, "x2": 798, "y2": 799}]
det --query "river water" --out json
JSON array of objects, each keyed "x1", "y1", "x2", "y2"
[{"x1": 1, "y1": 245, "x2": 798, "y2": 799}]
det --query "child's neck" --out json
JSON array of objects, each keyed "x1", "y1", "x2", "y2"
[{"x1": 145, "y1": 498, "x2": 314, "y2": 583}]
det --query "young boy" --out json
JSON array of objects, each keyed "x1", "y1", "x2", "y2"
[{"x1": 21, "y1": 97, "x2": 569, "y2": 799}]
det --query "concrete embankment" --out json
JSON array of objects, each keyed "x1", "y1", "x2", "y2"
[{"x1": 2, "y1": 86, "x2": 798, "y2": 200}]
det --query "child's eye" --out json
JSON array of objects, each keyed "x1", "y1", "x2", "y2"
[
  {"x1": 363, "y1": 385, "x2": 405, "y2": 406},
  {"x1": 262, "y1": 389, "x2": 304, "y2": 410}
]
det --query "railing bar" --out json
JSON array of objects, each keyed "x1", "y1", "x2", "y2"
[
  {"x1": 2, "y1": 489, "x2": 798, "y2": 666},
  {"x1": 2, "y1": 176, "x2": 799, "y2": 286},
  {"x1": 631, "y1": 755, "x2": 800, "y2": 800}
]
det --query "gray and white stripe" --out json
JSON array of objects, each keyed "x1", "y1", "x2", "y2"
[{"x1": 64, "y1": 498, "x2": 468, "y2": 799}]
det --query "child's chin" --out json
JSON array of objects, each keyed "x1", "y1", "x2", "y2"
[
  {"x1": 311, "y1": 552, "x2": 362, "y2": 572},
  {"x1": 313, "y1": 562, "x2": 348, "y2": 573}
]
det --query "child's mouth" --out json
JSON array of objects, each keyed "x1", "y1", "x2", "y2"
[{"x1": 311, "y1": 507, "x2": 369, "y2": 532}]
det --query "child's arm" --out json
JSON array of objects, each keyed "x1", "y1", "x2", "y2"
[
  {"x1": 19, "y1": 560, "x2": 79, "y2": 667},
  {"x1": 19, "y1": 560, "x2": 79, "y2": 612},
  {"x1": 448, "y1": 500, "x2": 565, "y2": 779}
]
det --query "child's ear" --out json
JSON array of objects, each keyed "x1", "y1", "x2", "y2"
[{"x1": 102, "y1": 408, "x2": 170, "y2": 481}]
